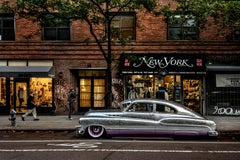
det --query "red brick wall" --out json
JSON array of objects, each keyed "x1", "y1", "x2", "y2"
[
  {"x1": 6, "y1": 0, "x2": 226, "y2": 41},
  {"x1": 15, "y1": 18, "x2": 40, "y2": 41}
]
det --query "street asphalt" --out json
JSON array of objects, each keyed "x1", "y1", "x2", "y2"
[{"x1": 0, "y1": 114, "x2": 240, "y2": 137}]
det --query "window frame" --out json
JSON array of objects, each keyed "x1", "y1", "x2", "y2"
[
  {"x1": 110, "y1": 12, "x2": 136, "y2": 41},
  {"x1": 42, "y1": 15, "x2": 71, "y2": 41},
  {"x1": 167, "y1": 15, "x2": 198, "y2": 40},
  {"x1": 0, "y1": 14, "x2": 15, "y2": 41}
]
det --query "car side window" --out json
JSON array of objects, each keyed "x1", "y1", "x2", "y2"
[
  {"x1": 127, "y1": 102, "x2": 153, "y2": 112},
  {"x1": 156, "y1": 104, "x2": 176, "y2": 113},
  {"x1": 135, "y1": 103, "x2": 146, "y2": 112}
]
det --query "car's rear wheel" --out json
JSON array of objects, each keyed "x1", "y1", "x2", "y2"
[{"x1": 87, "y1": 126, "x2": 105, "y2": 138}]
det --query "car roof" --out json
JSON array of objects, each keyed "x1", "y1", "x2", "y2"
[
  {"x1": 120, "y1": 98, "x2": 203, "y2": 119},
  {"x1": 120, "y1": 98, "x2": 183, "y2": 107}
]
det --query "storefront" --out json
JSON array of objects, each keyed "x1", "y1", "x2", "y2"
[
  {"x1": 120, "y1": 54, "x2": 206, "y2": 114},
  {"x1": 206, "y1": 55, "x2": 240, "y2": 116},
  {"x1": 0, "y1": 60, "x2": 54, "y2": 115}
]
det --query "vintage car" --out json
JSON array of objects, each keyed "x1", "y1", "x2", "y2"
[{"x1": 76, "y1": 99, "x2": 218, "y2": 139}]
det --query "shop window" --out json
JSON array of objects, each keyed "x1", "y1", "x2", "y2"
[
  {"x1": 42, "y1": 15, "x2": 70, "y2": 41},
  {"x1": 14, "y1": 82, "x2": 27, "y2": 113},
  {"x1": 29, "y1": 78, "x2": 53, "y2": 107},
  {"x1": 0, "y1": 78, "x2": 6, "y2": 106},
  {"x1": 167, "y1": 15, "x2": 198, "y2": 40},
  {"x1": 183, "y1": 79, "x2": 201, "y2": 113},
  {"x1": 110, "y1": 13, "x2": 136, "y2": 40},
  {"x1": 0, "y1": 14, "x2": 15, "y2": 41}
]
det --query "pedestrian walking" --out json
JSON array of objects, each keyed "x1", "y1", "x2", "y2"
[
  {"x1": 68, "y1": 88, "x2": 76, "y2": 120},
  {"x1": 21, "y1": 91, "x2": 39, "y2": 121}
]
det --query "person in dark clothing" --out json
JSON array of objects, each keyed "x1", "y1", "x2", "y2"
[
  {"x1": 144, "y1": 87, "x2": 151, "y2": 98},
  {"x1": 22, "y1": 91, "x2": 39, "y2": 121},
  {"x1": 68, "y1": 88, "x2": 76, "y2": 120},
  {"x1": 156, "y1": 87, "x2": 169, "y2": 100}
]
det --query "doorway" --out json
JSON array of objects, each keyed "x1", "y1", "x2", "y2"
[
  {"x1": 11, "y1": 80, "x2": 28, "y2": 113},
  {"x1": 79, "y1": 78, "x2": 106, "y2": 111}
]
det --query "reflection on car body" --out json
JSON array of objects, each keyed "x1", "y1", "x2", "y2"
[{"x1": 76, "y1": 99, "x2": 218, "y2": 139}]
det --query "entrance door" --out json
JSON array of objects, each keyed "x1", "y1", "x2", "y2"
[
  {"x1": 79, "y1": 78, "x2": 106, "y2": 110},
  {"x1": 13, "y1": 81, "x2": 28, "y2": 113}
]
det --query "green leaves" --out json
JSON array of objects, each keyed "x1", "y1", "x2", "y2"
[
  {"x1": 0, "y1": 1, "x2": 14, "y2": 13},
  {"x1": 160, "y1": 0, "x2": 240, "y2": 39}
]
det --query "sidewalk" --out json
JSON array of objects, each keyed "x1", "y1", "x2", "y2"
[
  {"x1": 0, "y1": 115, "x2": 80, "y2": 131},
  {"x1": 207, "y1": 116, "x2": 240, "y2": 132},
  {"x1": 0, "y1": 115, "x2": 240, "y2": 133}
]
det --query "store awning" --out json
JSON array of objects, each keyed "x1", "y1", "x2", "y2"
[
  {"x1": 0, "y1": 66, "x2": 55, "y2": 78},
  {"x1": 207, "y1": 66, "x2": 240, "y2": 71}
]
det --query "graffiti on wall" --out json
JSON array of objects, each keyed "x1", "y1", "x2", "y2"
[{"x1": 213, "y1": 105, "x2": 240, "y2": 116}]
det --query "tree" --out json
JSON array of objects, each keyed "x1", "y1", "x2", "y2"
[{"x1": 0, "y1": 0, "x2": 158, "y2": 108}]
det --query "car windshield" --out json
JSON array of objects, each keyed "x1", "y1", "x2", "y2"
[{"x1": 119, "y1": 100, "x2": 132, "y2": 111}]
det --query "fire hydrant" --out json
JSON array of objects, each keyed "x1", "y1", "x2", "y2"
[{"x1": 9, "y1": 109, "x2": 17, "y2": 127}]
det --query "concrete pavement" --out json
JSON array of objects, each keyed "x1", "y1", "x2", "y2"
[
  {"x1": 0, "y1": 115, "x2": 240, "y2": 134},
  {"x1": 207, "y1": 116, "x2": 240, "y2": 132},
  {"x1": 0, "y1": 115, "x2": 80, "y2": 131}
]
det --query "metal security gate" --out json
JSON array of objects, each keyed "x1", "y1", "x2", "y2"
[{"x1": 206, "y1": 73, "x2": 240, "y2": 116}]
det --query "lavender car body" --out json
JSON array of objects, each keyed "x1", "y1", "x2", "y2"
[{"x1": 76, "y1": 99, "x2": 218, "y2": 139}]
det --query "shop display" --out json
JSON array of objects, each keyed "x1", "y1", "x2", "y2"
[
  {"x1": 30, "y1": 78, "x2": 53, "y2": 107},
  {"x1": 126, "y1": 75, "x2": 202, "y2": 114},
  {"x1": 183, "y1": 79, "x2": 201, "y2": 113},
  {"x1": 0, "y1": 78, "x2": 6, "y2": 106}
]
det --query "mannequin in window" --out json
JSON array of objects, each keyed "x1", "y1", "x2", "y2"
[{"x1": 18, "y1": 87, "x2": 24, "y2": 112}]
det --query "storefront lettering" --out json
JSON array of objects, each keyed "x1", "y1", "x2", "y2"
[
  {"x1": 213, "y1": 106, "x2": 240, "y2": 115},
  {"x1": 133, "y1": 56, "x2": 194, "y2": 69}
]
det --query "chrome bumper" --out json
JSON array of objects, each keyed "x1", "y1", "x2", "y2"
[
  {"x1": 75, "y1": 125, "x2": 85, "y2": 136},
  {"x1": 208, "y1": 131, "x2": 219, "y2": 137}
]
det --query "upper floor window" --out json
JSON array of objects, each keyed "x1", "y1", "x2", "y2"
[
  {"x1": 42, "y1": 15, "x2": 71, "y2": 41},
  {"x1": 0, "y1": 14, "x2": 15, "y2": 41},
  {"x1": 111, "y1": 13, "x2": 136, "y2": 40},
  {"x1": 168, "y1": 15, "x2": 198, "y2": 40}
]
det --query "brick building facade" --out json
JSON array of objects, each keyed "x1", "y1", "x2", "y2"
[{"x1": 0, "y1": 0, "x2": 239, "y2": 116}]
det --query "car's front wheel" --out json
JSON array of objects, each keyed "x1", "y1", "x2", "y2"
[{"x1": 87, "y1": 126, "x2": 105, "y2": 138}]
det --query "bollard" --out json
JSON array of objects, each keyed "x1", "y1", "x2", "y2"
[{"x1": 9, "y1": 109, "x2": 17, "y2": 127}]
